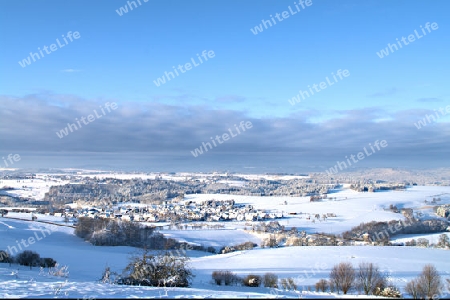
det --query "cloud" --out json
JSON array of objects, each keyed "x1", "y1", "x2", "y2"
[
  {"x1": 214, "y1": 95, "x2": 246, "y2": 103},
  {"x1": 61, "y1": 69, "x2": 81, "y2": 73},
  {"x1": 0, "y1": 93, "x2": 449, "y2": 166},
  {"x1": 368, "y1": 87, "x2": 399, "y2": 97},
  {"x1": 416, "y1": 97, "x2": 442, "y2": 103}
]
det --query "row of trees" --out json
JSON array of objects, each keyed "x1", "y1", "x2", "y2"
[
  {"x1": 211, "y1": 271, "x2": 282, "y2": 288},
  {"x1": 318, "y1": 262, "x2": 446, "y2": 298},
  {"x1": 0, "y1": 250, "x2": 57, "y2": 269},
  {"x1": 327, "y1": 262, "x2": 395, "y2": 296},
  {"x1": 210, "y1": 262, "x2": 447, "y2": 298},
  {"x1": 75, "y1": 217, "x2": 180, "y2": 249},
  {"x1": 342, "y1": 219, "x2": 449, "y2": 243},
  {"x1": 404, "y1": 234, "x2": 450, "y2": 248}
]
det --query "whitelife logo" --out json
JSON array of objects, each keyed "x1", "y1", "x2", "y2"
[
  {"x1": 190, "y1": 121, "x2": 253, "y2": 157},
  {"x1": 288, "y1": 69, "x2": 350, "y2": 106},
  {"x1": 153, "y1": 50, "x2": 215, "y2": 87},
  {"x1": 1, "y1": 154, "x2": 21, "y2": 168},
  {"x1": 325, "y1": 140, "x2": 388, "y2": 175},
  {"x1": 18, "y1": 31, "x2": 81, "y2": 68},
  {"x1": 250, "y1": 0, "x2": 313, "y2": 35},
  {"x1": 55, "y1": 102, "x2": 118, "y2": 139},
  {"x1": 376, "y1": 22, "x2": 438, "y2": 58},
  {"x1": 414, "y1": 105, "x2": 450, "y2": 129},
  {"x1": 115, "y1": 0, "x2": 149, "y2": 16}
]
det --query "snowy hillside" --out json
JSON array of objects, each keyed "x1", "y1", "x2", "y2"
[{"x1": 0, "y1": 215, "x2": 449, "y2": 298}]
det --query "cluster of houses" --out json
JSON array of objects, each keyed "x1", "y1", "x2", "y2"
[{"x1": 66, "y1": 199, "x2": 284, "y2": 223}]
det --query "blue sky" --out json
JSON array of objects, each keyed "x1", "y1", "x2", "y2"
[{"x1": 0, "y1": 0, "x2": 449, "y2": 170}]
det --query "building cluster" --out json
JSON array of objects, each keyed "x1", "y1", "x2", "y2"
[{"x1": 65, "y1": 198, "x2": 283, "y2": 223}]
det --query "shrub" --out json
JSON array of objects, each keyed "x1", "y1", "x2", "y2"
[
  {"x1": 220, "y1": 246, "x2": 236, "y2": 254},
  {"x1": 437, "y1": 234, "x2": 450, "y2": 248},
  {"x1": 263, "y1": 272, "x2": 278, "y2": 288},
  {"x1": 280, "y1": 277, "x2": 297, "y2": 290},
  {"x1": 206, "y1": 246, "x2": 216, "y2": 254},
  {"x1": 315, "y1": 279, "x2": 328, "y2": 292},
  {"x1": 220, "y1": 241, "x2": 256, "y2": 254},
  {"x1": 0, "y1": 250, "x2": 13, "y2": 265},
  {"x1": 280, "y1": 278, "x2": 288, "y2": 290},
  {"x1": 211, "y1": 270, "x2": 240, "y2": 286},
  {"x1": 417, "y1": 238, "x2": 430, "y2": 248},
  {"x1": 212, "y1": 271, "x2": 222, "y2": 285},
  {"x1": 100, "y1": 266, "x2": 119, "y2": 284},
  {"x1": 261, "y1": 237, "x2": 278, "y2": 248},
  {"x1": 243, "y1": 274, "x2": 262, "y2": 287},
  {"x1": 374, "y1": 286, "x2": 401, "y2": 298},
  {"x1": 39, "y1": 257, "x2": 57, "y2": 268},
  {"x1": 48, "y1": 263, "x2": 69, "y2": 278},
  {"x1": 287, "y1": 277, "x2": 297, "y2": 290},
  {"x1": 119, "y1": 249, "x2": 194, "y2": 287},
  {"x1": 405, "y1": 239, "x2": 417, "y2": 246},
  {"x1": 234, "y1": 241, "x2": 257, "y2": 251},
  {"x1": 16, "y1": 250, "x2": 41, "y2": 269},
  {"x1": 285, "y1": 236, "x2": 302, "y2": 246}
]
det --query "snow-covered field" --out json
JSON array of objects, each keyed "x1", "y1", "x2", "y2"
[
  {"x1": 162, "y1": 228, "x2": 262, "y2": 250},
  {"x1": 0, "y1": 217, "x2": 449, "y2": 298},
  {"x1": 182, "y1": 186, "x2": 450, "y2": 234},
  {"x1": 1, "y1": 173, "x2": 450, "y2": 298},
  {"x1": 0, "y1": 175, "x2": 71, "y2": 200}
]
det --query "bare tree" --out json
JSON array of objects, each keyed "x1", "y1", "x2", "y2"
[
  {"x1": 357, "y1": 262, "x2": 387, "y2": 295},
  {"x1": 315, "y1": 279, "x2": 328, "y2": 292},
  {"x1": 406, "y1": 264, "x2": 443, "y2": 299},
  {"x1": 405, "y1": 278, "x2": 420, "y2": 299},
  {"x1": 417, "y1": 264, "x2": 443, "y2": 299},
  {"x1": 263, "y1": 272, "x2": 278, "y2": 288},
  {"x1": 329, "y1": 262, "x2": 355, "y2": 294},
  {"x1": 212, "y1": 270, "x2": 240, "y2": 286}
]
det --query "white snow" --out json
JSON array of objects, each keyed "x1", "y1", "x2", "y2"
[
  {"x1": 0, "y1": 176, "x2": 71, "y2": 200},
  {"x1": 1, "y1": 178, "x2": 450, "y2": 298}
]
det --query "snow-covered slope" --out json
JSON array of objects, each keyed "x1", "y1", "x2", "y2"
[{"x1": 0, "y1": 217, "x2": 449, "y2": 298}]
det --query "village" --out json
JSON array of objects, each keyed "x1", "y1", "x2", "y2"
[{"x1": 67, "y1": 198, "x2": 284, "y2": 224}]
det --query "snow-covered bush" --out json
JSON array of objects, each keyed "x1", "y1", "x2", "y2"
[
  {"x1": 118, "y1": 249, "x2": 194, "y2": 287},
  {"x1": 243, "y1": 274, "x2": 262, "y2": 287},
  {"x1": 374, "y1": 286, "x2": 402, "y2": 298},
  {"x1": 48, "y1": 263, "x2": 69, "y2": 278}
]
